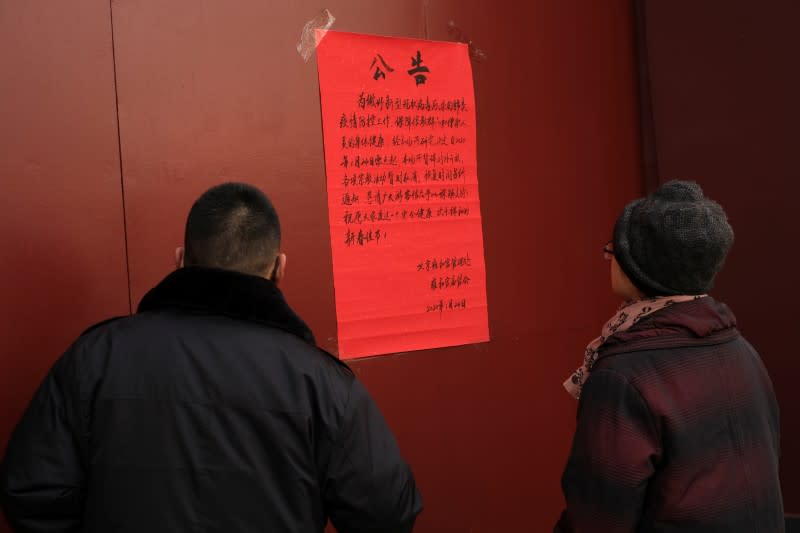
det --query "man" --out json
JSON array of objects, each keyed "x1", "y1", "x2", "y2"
[{"x1": 1, "y1": 182, "x2": 422, "y2": 532}]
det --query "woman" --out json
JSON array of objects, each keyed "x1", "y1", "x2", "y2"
[{"x1": 555, "y1": 181, "x2": 783, "y2": 532}]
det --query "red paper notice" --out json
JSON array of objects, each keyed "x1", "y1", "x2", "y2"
[{"x1": 316, "y1": 31, "x2": 489, "y2": 359}]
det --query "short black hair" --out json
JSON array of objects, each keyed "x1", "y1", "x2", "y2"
[{"x1": 183, "y1": 182, "x2": 281, "y2": 276}]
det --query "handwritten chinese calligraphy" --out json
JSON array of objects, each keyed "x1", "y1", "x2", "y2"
[
  {"x1": 316, "y1": 31, "x2": 489, "y2": 359},
  {"x1": 407, "y1": 50, "x2": 430, "y2": 85},
  {"x1": 369, "y1": 54, "x2": 394, "y2": 80},
  {"x1": 368, "y1": 50, "x2": 431, "y2": 87}
]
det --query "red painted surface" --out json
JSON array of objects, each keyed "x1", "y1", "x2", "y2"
[
  {"x1": 639, "y1": 0, "x2": 800, "y2": 512},
  {"x1": 1, "y1": 0, "x2": 641, "y2": 531},
  {"x1": 0, "y1": 1, "x2": 131, "y2": 531}
]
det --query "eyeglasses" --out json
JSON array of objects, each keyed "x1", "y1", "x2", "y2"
[{"x1": 603, "y1": 240, "x2": 614, "y2": 260}]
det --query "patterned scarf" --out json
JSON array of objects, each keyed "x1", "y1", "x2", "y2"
[{"x1": 563, "y1": 295, "x2": 705, "y2": 399}]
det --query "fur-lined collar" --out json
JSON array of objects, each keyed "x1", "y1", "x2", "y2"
[{"x1": 138, "y1": 267, "x2": 315, "y2": 345}]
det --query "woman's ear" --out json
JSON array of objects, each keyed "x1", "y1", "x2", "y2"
[{"x1": 611, "y1": 257, "x2": 644, "y2": 302}]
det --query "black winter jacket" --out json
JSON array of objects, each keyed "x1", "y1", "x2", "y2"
[{"x1": 1, "y1": 267, "x2": 422, "y2": 533}]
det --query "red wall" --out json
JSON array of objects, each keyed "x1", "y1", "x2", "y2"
[
  {"x1": 0, "y1": 0, "x2": 130, "y2": 480},
  {"x1": 638, "y1": 0, "x2": 800, "y2": 512},
  {"x1": 0, "y1": 1, "x2": 642, "y2": 531}
]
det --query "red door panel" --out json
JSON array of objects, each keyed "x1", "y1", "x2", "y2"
[
  {"x1": 640, "y1": 0, "x2": 800, "y2": 510},
  {"x1": 0, "y1": 0, "x2": 641, "y2": 530},
  {"x1": 112, "y1": 1, "x2": 642, "y2": 530},
  {"x1": 0, "y1": 1, "x2": 130, "y2": 531}
]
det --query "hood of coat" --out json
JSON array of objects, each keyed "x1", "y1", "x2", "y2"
[{"x1": 600, "y1": 297, "x2": 738, "y2": 357}]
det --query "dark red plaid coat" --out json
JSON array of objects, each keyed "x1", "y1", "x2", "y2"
[{"x1": 556, "y1": 297, "x2": 783, "y2": 532}]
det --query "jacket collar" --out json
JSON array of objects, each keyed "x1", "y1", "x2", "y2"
[
  {"x1": 137, "y1": 267, "x2": 315, "y2": 345},
  {"x1": 600, "y1": 297, "x2": 739, "y2": 357}
]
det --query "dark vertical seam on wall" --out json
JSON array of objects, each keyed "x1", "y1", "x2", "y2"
[
  {"x1": 421, "y1": 0, "x2": 431, "y2": 40},
  {"x1": 634, "y1": 0, "x2": 661, "y2": 193},
  {"x1": 109, "y1": 0, "x2": 134, "y2": 313}
]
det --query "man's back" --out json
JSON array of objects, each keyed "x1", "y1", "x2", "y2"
[{"x1": 1, "y1": 267, "x2": 421, "y2": 532}]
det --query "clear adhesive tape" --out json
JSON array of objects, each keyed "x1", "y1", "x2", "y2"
[{"x1": 296, "y1": 8, "x2": 336, "y2": 62}]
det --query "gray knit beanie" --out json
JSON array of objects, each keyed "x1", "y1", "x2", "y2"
[{"x1": 612, "y1": 180, "x2": 734, "y2": 296}]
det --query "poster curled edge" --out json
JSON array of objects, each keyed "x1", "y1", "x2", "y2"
[{"x1": 296, "y1": 8, "x2": 336, "y2": 62}]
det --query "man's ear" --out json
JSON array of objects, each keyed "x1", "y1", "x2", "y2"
[
  {"x1": 272, "y1": 253, "x2": 287, "y2": 284},
  {"x1": 175, "y1": 246, "x2": 185, "y2": 269}
]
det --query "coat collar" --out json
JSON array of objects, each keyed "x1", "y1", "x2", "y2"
[
  {"x1": 600, "y1": 297, "x2": 739, "y2": 358},
  {"x1": 137, "y1": 267, "x2": 315, "y2": 345}
]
